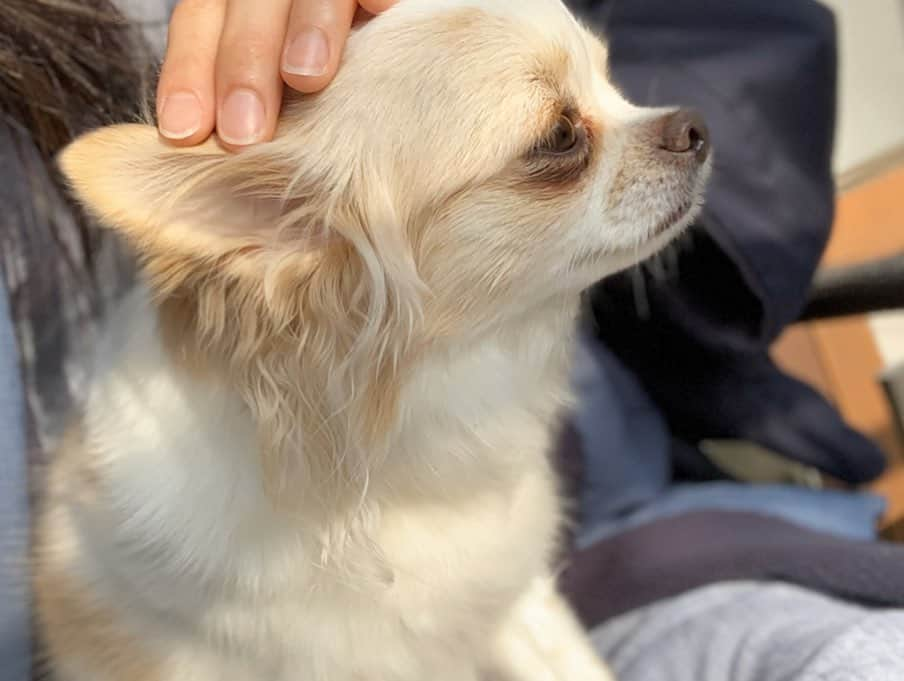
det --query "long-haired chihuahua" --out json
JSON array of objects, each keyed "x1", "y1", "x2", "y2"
[{"x1": 34, "y1": 1, "x2": 710, "y2": 679}]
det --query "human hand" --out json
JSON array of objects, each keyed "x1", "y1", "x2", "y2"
[{"x1": 157, "y1": 0, "x2": 396, "y2": 148}]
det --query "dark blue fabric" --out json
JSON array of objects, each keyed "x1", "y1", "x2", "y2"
[
  {"x1": 573, "y1": 0, "x2": 887, "y2": 484},
  {"x1": 569, "y1": 330, "x2": 885, "y2": 549}
]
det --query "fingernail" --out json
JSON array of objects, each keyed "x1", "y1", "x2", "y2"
[
  {"x1": 218, "y1": 88, "x2": 265, "y2": 146},
  {"x1": 282, "y1": 26, "x2": 330, "y2": 77},
  {"x1": 158, "y1": 91, "x2": 202, "y2": 140}
]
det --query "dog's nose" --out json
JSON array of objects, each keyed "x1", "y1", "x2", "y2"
[{"x1": 657, "y1": 109, "x2": 709, "y2": 163}]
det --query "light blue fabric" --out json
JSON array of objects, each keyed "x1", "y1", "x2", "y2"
[
  {"x1": 0, "y1": 281, "x2": 30, "y2": 681},
  {"x1": 118, "y1": 0, "x2": 173, "y2": 52},
  {"x1": 577, "y1": 482, "x2": 886, "y2": 548},
  {"x1": 571, "y1": 327, "x2": 671, "y2": 523},
  {"x1": 591, "y1": 581, "x2": 904, "y2": 681}
]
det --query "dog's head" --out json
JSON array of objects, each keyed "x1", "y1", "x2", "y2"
[
  {"x1": 62, "y1": 0, "x2": 709, "y2": 329},
  {"x1": 60, "y1": 0, "x2": 709, "y2": 477}
]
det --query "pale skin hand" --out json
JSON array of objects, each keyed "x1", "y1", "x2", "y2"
[{"x1": 157, "y1": 0, "x2": 397, "y2": 149}]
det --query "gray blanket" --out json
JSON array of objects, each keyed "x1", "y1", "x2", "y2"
[{"x1": 593, "y1": 581, "x2": 904, "y2": 681}]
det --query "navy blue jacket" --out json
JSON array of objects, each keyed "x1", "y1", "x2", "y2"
[{"x1": 573, "y1": 0, "x2": 886, "y2": 484}]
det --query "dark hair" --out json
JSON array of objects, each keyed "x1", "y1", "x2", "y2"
[
  {"x1": 0, "y1": 0, "x2": 155, "y2": 161},
  {"x1": 0, "y1": 0, "x2": 155, "y2": 455}
]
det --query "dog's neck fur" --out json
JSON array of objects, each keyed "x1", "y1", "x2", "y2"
[{"x1": 88, "y1": 282, "x2": 577, "y2": 534}]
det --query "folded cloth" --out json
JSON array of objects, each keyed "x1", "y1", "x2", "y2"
[
  {"x1": 590, "y1": 581, "x2": 904, "y2": 681},
  {"x1": 559, "y1": 511, "x2": 904, "y2": 628},
  {"x1": 0, "y1": 280, "x2": 29, "y2": 681}
]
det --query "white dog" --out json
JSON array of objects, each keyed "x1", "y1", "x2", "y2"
[{"x1": 33, "y1": 0, "x2": 710, "y2": 679}]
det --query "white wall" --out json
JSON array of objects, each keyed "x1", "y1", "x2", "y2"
[
  {"x1": 820, "y1": 0, "x2": 904, "y2": 186},
  {"x1": 819, "y1": 1, "x2": 904, "y2": 370}
]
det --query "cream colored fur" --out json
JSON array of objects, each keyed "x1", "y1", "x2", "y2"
[{"x1": 33, "y1": 1, "x2": 710, "y2": 680}]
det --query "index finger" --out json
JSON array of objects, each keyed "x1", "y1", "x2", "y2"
[
  {"x1": 157, "y1": 0, "x2": 226, "y2": 145},
  {"x1": 279, "y1": 0, "x2": 361, "y2": 94}
]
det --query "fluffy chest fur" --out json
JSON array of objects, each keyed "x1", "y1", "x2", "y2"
[{"x1": 37, "y1": 288, "x2": 573, "y2": 681}]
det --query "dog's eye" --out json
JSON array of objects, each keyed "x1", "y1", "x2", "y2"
[
  {"x1": 541, "y1": 114, "x2": 581, "y2": 155},
  {"x1": 523, "y1": 111, "x2": 592, "y2": 186}
]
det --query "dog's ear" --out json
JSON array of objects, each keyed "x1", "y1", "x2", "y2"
[{"x1": 58, "y1": 124, "x2": 327, "y2": 264}]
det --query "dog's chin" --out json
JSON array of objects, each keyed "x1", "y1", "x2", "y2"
[
  {"x1": 653, "y1": 166, "x2": 709, "y2": 237},
  {"x1": 564, "y1": 195, "x2": 705, "y2": 293},
  {"x1": 639, "y1": 173, "x2": 709, "y2": 257},
  {"x1": 636, "y1": 200, "x2": 701, "y2": 260},
  {"x1": 653, "y1": 200, "x2": 694, "y2": 238},
  {"x1": 649, "y1": 194, "x2": 702, "y2": 245}
]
